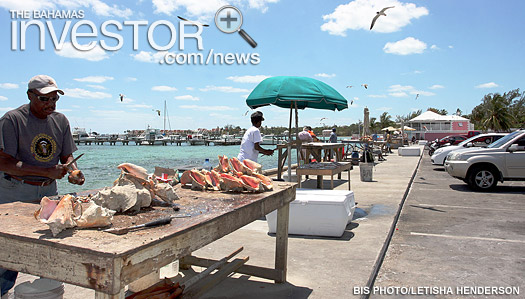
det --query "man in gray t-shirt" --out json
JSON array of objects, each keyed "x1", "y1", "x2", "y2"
[{"x1": 0, "y1": 75, "x2": 85, "y2": 296}]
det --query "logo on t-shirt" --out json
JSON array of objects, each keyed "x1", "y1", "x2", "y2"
[{"x1": 31, "y1": 133, "x2": 56, "y2": 162}]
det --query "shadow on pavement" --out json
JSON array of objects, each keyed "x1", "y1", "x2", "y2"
[
  {"x1": 449, "y1": 184, "x2": 525, "y2": 195},
  {"x1": 408, "y1": 204, "x2": 446, "y2": 213}
]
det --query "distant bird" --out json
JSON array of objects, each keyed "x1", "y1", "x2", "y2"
[
  {"x1": 244, "y1": 110, "x2": 250, "y2": 116},
  {"x1": 415, "y1": 93, "x2": 419, "y2": 100},
  {"x1": 177, "y1": 16, "x2": 209, "y2": 27},
  {"x1": 370, "y1": 6, "x2": 395, "y2": 30},
  {"x1": 152, "y1": 109, "x2": 161, "y2": 116},
  {"x1": 361, "y1": 84, "x2": 368, "y2": 89},
  {"x1": 119, "y1": 94, "x2": 124, "y2": 102},
  {"x1": 346, "y1": 85, "x2": 353, "y2": 88},
  {"x1": 351, "y1": 99, "x2": 354, "y2": 105},
  {"x1": 320, "y1": 117, "x2": 328, "y2": 122}
]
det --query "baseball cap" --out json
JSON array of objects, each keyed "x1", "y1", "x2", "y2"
[{"x1": 28, "y1": 75, "x2": 64, "y2": 95}]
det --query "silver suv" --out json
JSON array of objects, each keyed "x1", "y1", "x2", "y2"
[{"x1": 445, "y1": 130, "x2": 525, "y2": 191}]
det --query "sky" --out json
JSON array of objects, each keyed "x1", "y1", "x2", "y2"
[{"x1": 0, "y1": 0, "x2": 524, "y2": 133}]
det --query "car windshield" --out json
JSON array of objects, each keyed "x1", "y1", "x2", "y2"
[
  {"x1": 487, "y1": 131, "x2": 521, "y2": 148},
  {"x1": 458, "y1": 134, "x2": 484, "y2": 146}
]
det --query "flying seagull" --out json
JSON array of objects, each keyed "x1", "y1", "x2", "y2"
[
  {"x1": 415, "y1": 93, "x2": 419, "y2": 100},
  {"x1": 350, "y1": 99, "x2": 354, "y2": 105},
  {"x1": 177, "y1": 16, "x2": 209, "y2": 27},
  {"x1": 346, "y1": 85, "x2": 353, "y2": 88},
  {"x1": 361, "y1": 84, "x2": 368, "y2": 89},
  {"x1": 370, "y1": 6, "x2": 395, "y2": 30},
  {"x1": 119, "y1": 94, "x2": 124, "y2": 102},
  {"x1": 152, "y1": 109, "x2": 161, "y2": 116}
]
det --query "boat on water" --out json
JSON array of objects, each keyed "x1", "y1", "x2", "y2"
[
  {"x1": 141, "y1": 127, "x2": 169, "y2": 145},
  {"x1": 187, "y1": 131, "x2": 208, "y2": 145},
  {"x1": 72, "y1": 128, "x2": 95, "y2": 142}
]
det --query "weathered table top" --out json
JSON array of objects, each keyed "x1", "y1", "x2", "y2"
[{"x1": 0, "y1": 182, "x2": 296, "y2": 295}]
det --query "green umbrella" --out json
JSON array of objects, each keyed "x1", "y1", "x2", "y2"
[
  {"x1": 246, "y1": 76, "x2": 348, "y2": 111},
  {"x1": 246, "y1": 76, "x2": 348, "y2": 181}
]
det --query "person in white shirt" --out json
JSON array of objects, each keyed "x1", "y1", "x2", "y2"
[{"x1": 237, "y1": 111, "x2": 274, "y2": 162}]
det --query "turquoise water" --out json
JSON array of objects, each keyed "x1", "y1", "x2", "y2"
[{"x1": 57, "y1": 144, "x2": 297, "y2": 194}]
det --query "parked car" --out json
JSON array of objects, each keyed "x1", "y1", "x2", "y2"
[
  {"x1": 440, "y1": 135, "x2": 468, "y2": 146},
  {"x1": 431, "y1": 133, "x2": 506, "y2": 165},
  {"x1": 467, "y1": 130, "x2": 481, "y2": 138},
  {"x1": 444, "y1": 130, "x2": 525, "y2": 191}
]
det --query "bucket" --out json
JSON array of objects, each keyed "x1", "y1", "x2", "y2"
[
  {"x1": 359, "y1": 163, "x2": 373, "y2": 182},
  {"x1": 14, "y1": 278, "x2": 64, "y2": 299}
]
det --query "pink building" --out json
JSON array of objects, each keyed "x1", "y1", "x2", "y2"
[{"x1": 408, "y1": 111, "x2": 474, "y2": 141}]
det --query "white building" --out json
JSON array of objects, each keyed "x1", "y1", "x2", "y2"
[{"x1": 408, "y1": 111, "x2": 475, "y2": 140}]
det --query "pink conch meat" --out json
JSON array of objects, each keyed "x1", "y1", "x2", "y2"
[
  {"x1": 117, "y1": 163, "x2": 149, "y2": 180},
  {"x1": 35, "y1": 195, "x2": 78, "y2": 237}
]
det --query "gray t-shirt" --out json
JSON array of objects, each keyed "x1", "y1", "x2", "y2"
[{"x1": 0, "y1": 104, "x2": 77, "y2": 181}]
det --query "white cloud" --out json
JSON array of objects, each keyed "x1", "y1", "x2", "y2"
[
  {"x1": 430, "y1": 45, "x2": 439, "y2": 50},
  {"x1": 62, "y1": 88, "x2": 112, "y2": 99},
  {"x1": 200, "y1": 85, "x2": 250, "y2": 93},
  {"x1": 131, "y1": 51, "x2": 168, "y2": 63},
  {"x1": 354, "y1": 97, "x2": 359, "y2": 101},
  {"x1": 74, "y1": 76, "x2": 114, "y2": 83},
  {"x1": 429, "y1": 84, "x2": 444, "y2": 90},
  {"x1": 448, "y1": 45, "x2": 454, "y2": 49},
  {"x1": 227, "y1": 75, "x2": 270, "y2": 83},
  {"x1": 128, "y1": 104, "x2": 153, "y2": 109},
  {"x1": 87, "y1": 85, "x2": 107, "y2": 90},
  {"x1": 384, "y1": 37, "x2": 427, "y2": 55},
  {"x1": 388, "y1": 84, "x2": 435, "y2": 97},
  {"x1": 0, "y1": 83, "x2": 19, "y2": 89},
  {"x1": 476, "y1": 82, "x2": 499, "y2": 89},
  {"x1": 174, "y1": 95, "x2": 200, "y2": 101},
  {"x1": 0, "y1": 96, "x2": 8, "y2": 101},
  {"x1": 125, "y1": 77, "x2": 138, "y2": 82},
  {"x1": 321, "y1": 0, "x2": 429, "y2": 36},
  {"x1": 368, "y1": 94, "x2": 387, "y2": 98},
  {"x1": 377, "y1": 107, "x2": 392, "y2": 111},
  {"x1": 180, "y1": 105, "x2": 237, "y2": 111},
  {"x1": 315, "y1": 73, "x2": 336, "y2": 78},
  {"x1": 0, "y1": 0, "x2": 54, "y2": 11},
  {"x1": 152, "y1": 86, "x2": 178, "y2": 92},
  {"x1": 152, "y1": 0, "x2": 278, "y2": 18},
  {"x1": 186, "y1": 87, "x2": 195, "y2": 91},
  {"x1": 55, "y1": 42, "x2": 109, "y2": 61},
  {"x1": 389, "y1": 92, "x2": 408, "y2": 97}
]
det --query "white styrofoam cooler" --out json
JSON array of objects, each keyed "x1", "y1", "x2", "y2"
[
  {"x1": 398, "y1": 147, "x2": 421, "y2": 156},
  {"x1": 266, "y1": 189, "x2": 355, "y2": 237}
]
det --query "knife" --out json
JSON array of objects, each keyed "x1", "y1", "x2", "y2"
[
  {"x1": 66, "y1": 153, "x2": 84, "y2": 170},
  {"x1": 103, "y1": 216, "x2": 173, "y2": 235}
]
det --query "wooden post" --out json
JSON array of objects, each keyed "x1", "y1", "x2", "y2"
[{"x1": 274, "y1": 202, "x2": 290, "y2": 283}]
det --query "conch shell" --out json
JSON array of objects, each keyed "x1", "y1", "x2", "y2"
[
  {"x1": 35, "y1": 195, "x2": 79, "y2": 236},
  {"x1": 215, "y1": 155, "x2": 230, "y2": 173},
  {"x1": 243, "y1": 159, "x2": 262, "y2": 174},
  {"x1": 229, "y1": 157, "x2": 252, "y2": 175},
  {"x1": 117, "y1": 163, "x2": 149, "y2": 180},
  {"x1": 239, "y1": 175, "x2": 263, "y2": 192},
  {"x1": 252, "y1": 173, "x2": 273, "y2": 191},
  {"x1": 219, "y1": 173, "x2": 244, "y2": 192}
]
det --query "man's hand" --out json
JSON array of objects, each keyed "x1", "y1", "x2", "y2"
[
  {"x1": 68, "y1": 169, "x2": 85, "y2": 185},
  {"x1": 47, "y1": 165, "x2": 69, "y2": 179},
  {"x1": 265, "y1": 149, "x2": 275, "y2": 156}
]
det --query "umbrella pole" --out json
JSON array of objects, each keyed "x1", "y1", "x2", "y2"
[
  {"x1": 295, "y1": 101, "x2": 300, "y2": 169},
  {"x1": 287, "y1": 104, "x2": 293, "y2": 182}
]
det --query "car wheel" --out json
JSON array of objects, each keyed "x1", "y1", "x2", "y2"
[
  {"x1": 429, "y1": 148, "x2": 435, "y2": 155},
  {"x1": 442, "y1": 156, "x2": 447, "y2": 166},
  {"x1": 467, "y1": 166, "x2": 498, "y2": 191}
]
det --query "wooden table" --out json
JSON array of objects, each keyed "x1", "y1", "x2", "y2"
[
  {"x1": 302, "y1": 142, "x2": 345, "y2": 163},
  {"x1": 296, "y1": 162, "x2": 353, "y2": 190},
  {"x1": 0, "y1": 183, "x2": 296, "y2": 298}
]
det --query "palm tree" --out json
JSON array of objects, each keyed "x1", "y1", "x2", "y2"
[
  {"x1": 379, "y1": 112, "x2": 394, "y2": 129},
  {"x1": 483, "y1": 94, "x2": 515, "y2": 132}
]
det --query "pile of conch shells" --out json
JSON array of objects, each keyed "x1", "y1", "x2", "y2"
[
  {"x1": 35, "y1": 163, "x2": 179, "y2": 236},
  {"x1": 34, "y1": 194, "x2": 115, "y2": 237},
  {"x1": 180, "y1": 156, "x2": 273, "y2": 192}
]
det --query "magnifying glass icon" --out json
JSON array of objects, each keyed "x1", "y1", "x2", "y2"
[{"x1": 215, "y1": 5, "x2": 257, "y2": 48}]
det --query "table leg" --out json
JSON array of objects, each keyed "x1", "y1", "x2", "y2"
[
  {"x1": 331, "y1": 174, "x2": 334, "y2": 189},
  {"x1": 277, "y1": 148, "x2": 284, "y2": 180},
  {"x1": 297, "y1": 173, "x2": 302, "y2": 188},
  {"x1": 95, "y1": 290, "x2": 125, "y2": 299},
  {"x1": 348, "y1": 169, "x2": 351, "y2": 190},
  {"x1": 317, "y1": 175, "x2": 322, "y2": 189},
  {"x1": 274, "y1": 203, "x2": 289, "y2": 283}
]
